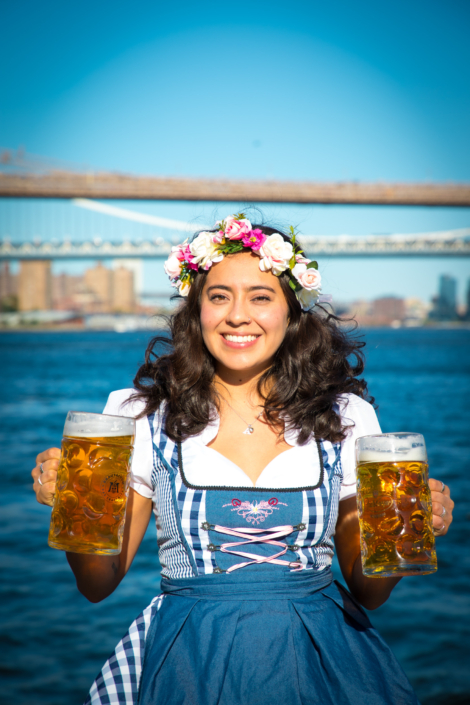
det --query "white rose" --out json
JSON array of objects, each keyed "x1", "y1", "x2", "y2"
[
  {"x1": 258, "y1": 234, "x2": 293, "y2": 275},
  {"x1": 177, "y1": 279, "x2": 191, "y2": 297},
  {"x1": 296, "y1": 287, "x2": 320, "y2": 311},
  {"x1": 292, "y1": 263, "x2": 322, "y2": 291},
  {"x1": 190, "y1": 232, "x2": 224, "y2": 270},
  {"x1": 164, "y1": 250, "x2": 183, "y2": 280}
]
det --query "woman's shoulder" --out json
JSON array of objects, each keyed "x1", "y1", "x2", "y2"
[
  {"x1": 103, "y1": 388, "x2": 165, "y2": 419},
  {"x1": 337, "y1": 393, "x2": 381, "y2": 437},
  {"x1": 103, "y1": 388, "x2": 166, "y2": 432},
  {"x1": 337, "y1": 393, "x2": 378, "y2": 425},
  {"x1": 103, "y1": 390, "x2": 156, "y2": 498},
  {"x1": 103, "y1": 388, "x2": 144, "y2": 417}
]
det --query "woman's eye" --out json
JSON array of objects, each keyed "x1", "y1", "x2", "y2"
[
  {"x1": 253, "y1": 295, "x2": 271, "y2": 302},
  {"x1": 210, "y1": 294, "x2": 228, "y2": 302}
]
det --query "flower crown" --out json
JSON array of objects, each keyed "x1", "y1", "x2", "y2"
[{"x1": 164, "y1": 213, "x2": 321, "y2": 311}]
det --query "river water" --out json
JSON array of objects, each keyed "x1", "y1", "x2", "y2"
[{"x1": 1, "y1": 328, "x2": 469, "y2": 705}]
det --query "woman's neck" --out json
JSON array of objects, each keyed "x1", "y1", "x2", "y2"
[{"x1": 213, "y1": 369, "x2": 266, "y2": 408}]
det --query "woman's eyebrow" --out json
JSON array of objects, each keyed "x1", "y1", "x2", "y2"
[{"x1": 206, "y1": 285, "x2": 276, "y2": 293}]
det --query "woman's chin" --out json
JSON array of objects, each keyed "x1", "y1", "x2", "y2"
[{"x1": 215, "y1": 355, "x2": 274, "y2": 379}]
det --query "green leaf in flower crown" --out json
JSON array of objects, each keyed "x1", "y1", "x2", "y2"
[
  {"x1": 288, "y1": 274, "x2": 302, "y2": 292},
  {"x1": 288, "y1": 225, "x2": 296, "y2": 246},
  {"x1": 306, "y1": 261, "x2": 318, "y2": 270},
  {"x1": 221, "y1": 241, "x2": 244, "y2": 254},
  {"x1": 234, "y1": 212, "x2": 246, "y2": 221},
  {"x1": 289, "y1": 254, "x2": 296, "y2": 269}
]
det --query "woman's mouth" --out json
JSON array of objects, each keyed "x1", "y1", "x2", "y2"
[{"x1": 222, "y1": 334, "x2": 260, "y2": 348}]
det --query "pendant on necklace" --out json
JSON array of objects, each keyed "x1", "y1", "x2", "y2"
[{"x1": 243, "y1": 425, "x2": 255, "y2": 435}]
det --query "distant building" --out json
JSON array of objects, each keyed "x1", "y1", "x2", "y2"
[
  {"x1": 113, "y1": 258, "x2": 143, "y2": 300},
  {"x1": 0, "y1": 262, "x2": 18, "y2": 311},
  {"x1": 112, "y1": 265, "x2": 135, "y2": 312},
  {"x1": 0, "y1": 262, "x2": 17, "y2": 298},
  {"x1": 84, "y1": 262, "x2": 112, "y2": 312},
  {"x1": 429, "y1": 274, "x2": 458, "y2": 321},
  {"x1": 18, "y1": 260, "x2": 52, "y2": 311},
  {"x1": 52, "y1": 273, "x2": 83, "y2": 311},
  {"x1": 403, "y1": 298, "x2": 430, "y2": 326},
  {"x1": 371, "y1": 297, "x2": 406, "y2": 323}
]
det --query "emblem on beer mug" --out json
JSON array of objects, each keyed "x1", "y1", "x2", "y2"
[{"x1": 101, "y1": 473, "x2": 126, "y2": 501}]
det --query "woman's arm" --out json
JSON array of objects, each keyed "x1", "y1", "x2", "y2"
[
  {"x1": 334, "y1": 479, "x2": 454, "y2": 610},
  {"x1": 32, "y1": 448, "x2": 153, "y2": 603},
  {"x1": 334, "y1": 497, "x2": 401, "y2": 610},
  {"x1": 66, "y1": 489, "x2": 152, "y2": 603}
]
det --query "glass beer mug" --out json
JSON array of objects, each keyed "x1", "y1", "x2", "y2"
[
  {"x1": 48, "y1": 411, "x2": 136, "y2": 555},
  {"x1": 355, "y1": 433, "x2": 437, "y2": 577}
]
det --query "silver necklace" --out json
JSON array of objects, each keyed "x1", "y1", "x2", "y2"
[{"x1": 224, "y1": 400, "x2": 264, "y2": 435}]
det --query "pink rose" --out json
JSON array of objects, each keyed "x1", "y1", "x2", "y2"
[
  {"x1": 292, "y1": 263, "x2": 321, "y2": 291},
  {"x1": 242, "y1": 229, "x2": 267, "y2": 249},
  {"x1": 295, "y1": 253, "x2": 310, "y2": 265},
  {"x1": 182, "y1": 243, "x2": 199, "y2": 271},
  {"x1": 222, "y1": 215, "x2": 253, "y2": 240},
  {"x1": 164, "y1": 250, "x2": 183, "y2": 279}
]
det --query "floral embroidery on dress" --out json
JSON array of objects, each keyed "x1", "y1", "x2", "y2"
[{"x1": 223, "y1": 497, "x2": 287, "y2": 525}]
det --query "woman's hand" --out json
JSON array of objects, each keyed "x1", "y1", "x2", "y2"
[
  {"x1": 429, "y1": 478, "x2": 454, "y2": 536},
  {"x1": 31, "y1": 448, "x2": 61, "y2": 507}
]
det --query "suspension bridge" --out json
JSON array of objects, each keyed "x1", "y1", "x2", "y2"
[{"x1": 1, "y1": 228, "x2": 469, "y2": 260}]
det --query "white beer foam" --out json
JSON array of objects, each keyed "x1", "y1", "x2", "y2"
[
  {"x1": 356, "y1": 434, "x2": 427, "y2": 463},
  {"x1": 64, "y1": 411, "x2": 135, "y2": 439},
  {"x1": 357, "y1": 448, "x2": 427, "y2": 463}
]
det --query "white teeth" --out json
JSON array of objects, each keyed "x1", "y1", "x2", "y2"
[{"x1": 224, "y1": 335, "x2": 258, "y2": 343}]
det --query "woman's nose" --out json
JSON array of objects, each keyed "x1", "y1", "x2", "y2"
[{"x1": 226, "y1": 299, "x2": 251, "y2": 326}]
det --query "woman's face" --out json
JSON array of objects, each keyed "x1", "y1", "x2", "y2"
[{"x1": 200, "y1": 251, "x2": 290, "y2": 378}]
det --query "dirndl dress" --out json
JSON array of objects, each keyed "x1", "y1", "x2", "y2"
[{"x1": 85, "y1": 397, "x2": 420, "y2": 705}]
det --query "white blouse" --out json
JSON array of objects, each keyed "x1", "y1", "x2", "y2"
[{"x1": 103, "y1": 389, "x2": 381, "y2": 502}]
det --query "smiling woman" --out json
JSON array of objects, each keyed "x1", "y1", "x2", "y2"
[{"x1": 31, "y1": 215, "x2": 454, "y2": 705}]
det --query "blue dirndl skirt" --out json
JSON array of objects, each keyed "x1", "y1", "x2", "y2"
[{"x1": 136, "y1": 568, "x2": 420, "y2": 705}]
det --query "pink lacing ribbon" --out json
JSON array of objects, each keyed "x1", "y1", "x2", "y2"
[{"x1": 210, "y1": 524, "x2": 304, "y2": 573}]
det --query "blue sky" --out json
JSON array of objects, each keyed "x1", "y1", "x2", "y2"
[{"x1": 1, "y1": 0, "x2": 469, "y2": 303}]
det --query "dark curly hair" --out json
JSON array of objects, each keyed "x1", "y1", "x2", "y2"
[{"x1": 132, "y1": 224, "x2": 373, "y2": 444}]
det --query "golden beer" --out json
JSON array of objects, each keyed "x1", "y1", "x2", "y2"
[
  {"x1": 356, "y1": 434, "x2": 437, "y2": 577},
  {"x1": 48, "y1": 412, "x2": 135, "y2": 555}
]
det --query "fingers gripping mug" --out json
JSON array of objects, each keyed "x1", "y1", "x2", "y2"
[
  {"x1": 48, "y1": 411, "x2": 136, "y2": 555},
  {"x1": 355, "y1": 433, "x2": 437, "y2": 577}
]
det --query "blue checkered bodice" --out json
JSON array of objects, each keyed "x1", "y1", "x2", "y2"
[{"x1": 147, "y1": 411, "x2": 344, "y2": 580}]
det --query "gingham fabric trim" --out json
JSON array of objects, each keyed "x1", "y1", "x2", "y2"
[
  {"x1": 174, "y1": 474, "x2": 218, "y2": 575},
  {"x1": 149, "y1": 413, "x2": 196, "y2": 579},
  {"x1": 84, "y1": 595, "x2": 165, "y2": 705},
  {"x1": 296, "y1": 441, "x2": 342, "y2": 569}
]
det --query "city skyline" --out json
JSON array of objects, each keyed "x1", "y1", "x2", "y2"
[
  {"x1": 1, "y1": 258, "x2": 468, "y2": 327},
  {"x1": 2, "y1": 254, "x2": 469, "y2": 308}
]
